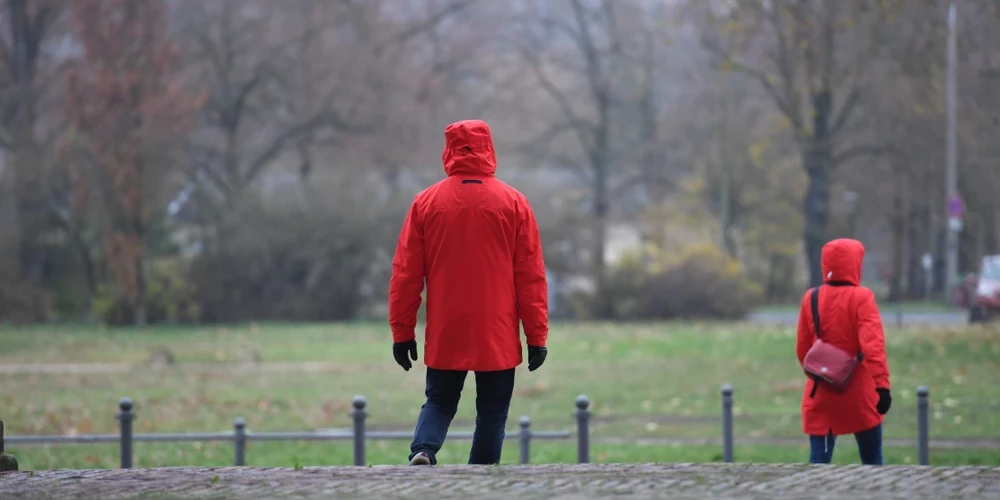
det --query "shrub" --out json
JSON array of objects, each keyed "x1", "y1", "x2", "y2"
[
  {"x1": 0, "y1": 277, "x2": 51, "y2": 323},
  {"x1": 93, "y1": 257, "x2": 200, "y2": 325},
  {"x1": 608, "y1": 244, "x2": 761, "y2": 320},
  {"x1": 189, "y1": 198, "x2": 386, "y2": 323}
]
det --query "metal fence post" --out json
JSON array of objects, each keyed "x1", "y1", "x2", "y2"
[
  {"x1": 233, "y1": 417, "x2": 247, "y2": 466},
  {"x1": 117, "y1": 398, "x2": 134, "y2": 469},
  {"x1": 352, "y1": 395, "x2": 367, "y2": 466},
  {"x1": 721, "y1": 383, "x2": 734, "y2": 463},
  {"x1": 0, "y1": 419, "x2": 19, "y2": 471},
  {"x1": 575, "y1": 395, "x2": 590, "y2": 464},
  {"x1": 917, "y1": 385, "x2": 929, "y2": 466},
  {"x1": 519, "y1": 416, "x2": 531, "y2": 464}
]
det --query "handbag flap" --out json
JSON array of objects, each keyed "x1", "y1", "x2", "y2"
[{"x1": 804, "y1": 339, "x2": 860, "y2": 385}]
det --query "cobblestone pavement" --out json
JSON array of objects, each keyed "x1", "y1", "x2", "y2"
[{"x1": 2, "y1": 463, "x2": 999, "y2": 500}]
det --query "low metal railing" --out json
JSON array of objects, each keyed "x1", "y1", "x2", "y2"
[{"x1": 1, "y1": 385, "x2": 935, "y2": 469}]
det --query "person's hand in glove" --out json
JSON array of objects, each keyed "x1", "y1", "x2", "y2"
[
  {"x1": 527, "y1": 345, "x2": 547, "y2": 371},
  {"x1": 393, "y1": 339, "x2": 418, "y2": 371},
  {"x1": 876, "y1": 388, "x2": 892, "y2": 415}
]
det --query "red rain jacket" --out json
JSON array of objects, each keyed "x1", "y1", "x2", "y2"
[
  {"x1": 796, "y1": 238, "x2": 891, "y2": 436},
  {"x1": 388, "y1": 119, "x2": 548, "y2": 372}
]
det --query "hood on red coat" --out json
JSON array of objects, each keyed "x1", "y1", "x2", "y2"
[
  {"x1": 442, "y1": 119, "x2": 497, "y2": 177},
  {"x1": 822, "y1": 238, "x2": 865, "y2": 286}
]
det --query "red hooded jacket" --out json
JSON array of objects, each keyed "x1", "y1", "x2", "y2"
[
  {"x1": 388, "y1": 120, "x2": 548, "y2": 372},
  {"x1": 796, "y1": 238, "x2": 891, "y2": 436}
]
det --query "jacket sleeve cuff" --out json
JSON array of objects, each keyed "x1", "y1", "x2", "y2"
[
  {"x1": 391, "y1": 328, "x2": 416, "y2": 344},
  {"x1": 525, "y1": 330, "x2": 547, "y2": 347}
]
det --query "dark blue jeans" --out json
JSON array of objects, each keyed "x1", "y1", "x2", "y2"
[
  {"x1": 409, "y1": 367, "x2": 515, "y2": 465},
  {"x1": 809, "y1": 424, "x2": 883, "y2": 465}
]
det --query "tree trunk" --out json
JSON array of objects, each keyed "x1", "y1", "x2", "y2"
[
  {"x1": 592, "y1": 164, "x2": 611, "y2": 319},
  {"x1": 802, "y1": 91, "x2": 834, "y2": 288},
  {"x1": 803, "y1": 163, "x2": 832, "y2": 287},
  {"x1": 591, "y1": 88, "x2": 613, "y2": 319},
  {"x1": 133, "y1": 253, "x2": 147, "y2": 326},
  {"x1": 9, "y1": 0, "x2": 46, "y2": 291},
  {"x1": 888, "y1": 172, "x2": 905, "y2": 300},
  {"x1": 719, "y1": 73, "x2": 736, "y2": 258},
  {"x1": 905, "y1": 203, "x2": 925, "y2": 300},
  {"x1": 65, "y1": 222, "x2": 98, "y2": 321},
  {"x1": 931, "y1": 225, "x2": 945, "y2": 295},
  {"x1": 13, "y1": 146, "x2": 45, "y2": 288}
]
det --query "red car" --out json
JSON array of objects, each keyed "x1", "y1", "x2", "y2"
[{"x1": 964, "y1": 255, "x2": 1000, "y2": 323}]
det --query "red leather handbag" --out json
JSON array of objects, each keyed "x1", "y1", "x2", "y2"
[{"x1": 802, "y1": 286, "x2": 864, "y2": 396}]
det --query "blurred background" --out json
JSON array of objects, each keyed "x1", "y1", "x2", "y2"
[
  {"x1": 0, "y1": 0, "x2": 998, "y2": 470},
  {"x1": 1, "y1": 0, "x2": 999, "y2": 324}
]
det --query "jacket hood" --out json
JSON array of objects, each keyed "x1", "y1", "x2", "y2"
[
  {"x1": 822, "y1": 238, "x2": 865, "y2": 286},
  {"x1": 442, "y1": 119, "x2": 497, "y2": 177}
]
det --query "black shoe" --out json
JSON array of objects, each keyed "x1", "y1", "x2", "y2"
[{"x1": 409, "y1": 451, "x2": 432, "y2": 466}]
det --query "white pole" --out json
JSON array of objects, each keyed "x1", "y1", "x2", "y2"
[{"x1": 944, "y1": 1, "x2": 960, "y2": 305}]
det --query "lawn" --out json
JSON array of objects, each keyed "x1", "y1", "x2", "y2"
[{"x1": 1, "y1": 321, "x2": 998, "y2": 469}]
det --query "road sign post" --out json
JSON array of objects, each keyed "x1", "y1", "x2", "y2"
[{"x1": 945, "y1": 193, "x2": 963, "y2": 306}]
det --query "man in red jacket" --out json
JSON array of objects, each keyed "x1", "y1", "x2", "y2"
[{"x1": 388, "y1": 119, "x2": 549, "y2": 466}]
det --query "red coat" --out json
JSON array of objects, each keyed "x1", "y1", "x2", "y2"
[
  {"x1": 388, "y1": 119, "x2": 548, "y2": 371},
  {"x1": 796, "y1": 238, "x2": 891, "y2": 436}
]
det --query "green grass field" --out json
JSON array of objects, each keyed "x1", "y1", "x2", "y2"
[{"x1": 1, "y1": 321, "x2": 998, "y2": 469}]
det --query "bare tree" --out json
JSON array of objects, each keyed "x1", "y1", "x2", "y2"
[
  {"x1": 0, "y1": 0, "x2": 63, "y2": 293},
  {"x1": 695, "y1": 0, "x2": 901, "y2": 286},
  {"x1": 177, "y1": 0, "x2": 361, "y2": 211},
  {"x1": 512, "y1": 0, "x2": 642, "y2": 317},
  {"x1": 176, "y1": 0, "x2": 480, "y2": 212}
]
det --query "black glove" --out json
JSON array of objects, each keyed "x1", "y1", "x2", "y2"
[
  {"x1": 527, "y1": 346, "x2": 547, "y2": 371},
  {"x1": 393, "y1": 339, "x2": 418, "y2": 371},
  {"x1": 876, "y1": 388, "x2": 892, "y2": 415}
]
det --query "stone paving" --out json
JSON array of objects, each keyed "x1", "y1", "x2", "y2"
[{"x1": 2, "y1": 463, "x2": 999, "y2": 499}]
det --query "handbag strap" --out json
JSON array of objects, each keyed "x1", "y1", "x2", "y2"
[
  {"x1": 810, "y1": 286, "x2": 821, "y2": 339},
  {"x1": 808, "y1": 285, "x2": 822, "y2": 398}
]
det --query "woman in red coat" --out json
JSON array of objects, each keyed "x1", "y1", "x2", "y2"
[{"x1": 796, "y1": 238, "x2": 892, "y2": 464}]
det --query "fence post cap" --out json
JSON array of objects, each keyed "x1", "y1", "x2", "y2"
[
  {"x1": 917, "y1": 385, "x2": 929, "y2": 396},
  {"x1": 352, "y1": 395, "x2": 367, "y2": 409},
  {"x1": 118, "y1": 397, "x2": 134, "y2": 412},
  {"x1": 721, "y1": 383, "x2": 733, "y2": 395},
  {"x1": 519, "y1": 415, "x2": 530, "y2": 425},
  {"x1": 234, "y1": 417, "x2": 247, "y2": 428},
  {"x1": 575, "y1": 394, "x2": 590, "y2": 409}
]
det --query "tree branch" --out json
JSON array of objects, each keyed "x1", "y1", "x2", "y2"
[
  {"x1": 374, "y1": 0, "x2": 480, "y2": 53},
  {"x1": 702, "y1": 35, "x2": 803, "y2": 132},
  {"x1": 516, "y1": 39, "x2": 595, "y2": 152},
  {"x1": 767, "y1": 1, "x2": 804, "y2": 129},
  {"x1": 538, "y1": 15, "x2": 587, "y2": 56},
  {"x1": 714, "y1": 58, "x2": 802, "y2": 132},
  {"x1": 832, "y1": 143, "x2": 890, "y2": 166},
  {"x1": 829, "y1": 85, "x2": 862, "y2": 138},
  {"x1": 515, "y1": 121, "x2": 575, "y2": 157},
  {"x1": 612, "y1": 170, "x2": 676, "y2": 198},
  {"x1": 241, "y1": 107, "x2": 372, "y2": 187}
]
